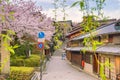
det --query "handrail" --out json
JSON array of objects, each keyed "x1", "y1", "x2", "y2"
[
  {"x1": 31, "y1": 72, "x2": 39, "y2": 80},
  {"x1": 31, "y1": 58, "x2": 48, "y2": 80}
]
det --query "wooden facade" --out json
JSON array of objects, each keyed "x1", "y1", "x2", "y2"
[
  {"x1": 84, "y1": 52, "x2": 93, "y2": 74},
  {"x1": 66, "y1": 51, "x2": 72, "y2": 62},
  {"x1": 93, "y1": 53, "x2": 98, "y2": 74},
  {"x1": 66, "y1": 19, "x2": 120, "y2": 80},
  {"x1": 116, "y1": 56, "x2": 120, "y2": 80},
  {"x1": 98, "y1": 54, "x2": 116, "y2": 80}
]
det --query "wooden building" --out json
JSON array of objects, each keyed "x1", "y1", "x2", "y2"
[{"x1": 65, "y1": 19, "x2": 120, "y2": 80}]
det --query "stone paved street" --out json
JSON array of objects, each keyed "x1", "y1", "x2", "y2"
[{"x1": 42, "y1": 56, "x2": 98, "y2": 80}]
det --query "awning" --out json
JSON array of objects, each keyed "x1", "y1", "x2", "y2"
[
  {"x1": 96, "y1": 45, "x2": 120, "y2": 55},
  {"x1": 65, "y1": 47, "x2": 83, "y2": 51},
  {"x1": 66, "y1": 45, "x2": 120, "y2": 55}
]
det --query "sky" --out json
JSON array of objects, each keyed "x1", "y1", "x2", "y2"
[{"x1": 31, "y1": 0, "x2": 120, "y2": 22}]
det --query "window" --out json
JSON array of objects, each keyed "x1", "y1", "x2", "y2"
[
  {"x1": 113, "y1": 34, "x2": 120, "y2": 44},
  {"x1": 85, "y1": 53, "x2": 92, "y2": 64},
  {"x1": 108, "y1": 35, "x2": 113, "y2": 43},
  {"x1": 101, "y1": 35, "x2": 108, "y2": 43},
  {"x1": 71, "y1": 41, "x2": 79, "y2": 47}
]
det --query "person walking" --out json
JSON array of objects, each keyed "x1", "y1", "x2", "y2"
[{"x1": 61, "y1": 53, "x2": 66, "y2": 60}]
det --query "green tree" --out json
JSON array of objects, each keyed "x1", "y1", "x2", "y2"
[{"x1": 71, "y1": 0, "x2": 111, "y2": 80}]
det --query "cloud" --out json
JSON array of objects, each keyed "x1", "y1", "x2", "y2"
[
  {"x1": 42, "y1": 7, "x2": 83, "y2": 22},
  {"x1": 40, "y1": 0, "x2": 120, "y2": 22},
  {"x1": 104, "y1": 9, "x2": 120, "y2": 19}
]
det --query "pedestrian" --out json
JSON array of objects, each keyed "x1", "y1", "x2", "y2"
[{"x1": 61, "y1": 53, "x2": 66, "y2": 60}]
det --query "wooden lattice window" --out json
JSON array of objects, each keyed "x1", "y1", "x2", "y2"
[{"x1": 85, "y1": 53, "x2": 92, "y2": 64}]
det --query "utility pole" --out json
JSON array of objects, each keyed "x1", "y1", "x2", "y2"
[
  {"x1": 40, "y1": 50, "x2": 43, "y2": 80},
  {"x1": 38, "y1": 32, "x2": 45, "y2": 80}
]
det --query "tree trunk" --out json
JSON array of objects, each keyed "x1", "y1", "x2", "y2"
[{"x1": 1, "y1": 31, "x2": 10, "y2": 75}]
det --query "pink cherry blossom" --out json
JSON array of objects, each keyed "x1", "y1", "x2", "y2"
[{"x1": 0, "y1": 0, "x2": 55, "y2": 41}]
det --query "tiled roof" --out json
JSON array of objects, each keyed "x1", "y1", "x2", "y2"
[
  {"x1": 66, "y1": 47, "x2": 82, "y2": 51},
  {"x1": 66, "y1": 28, "x2": 82, "y2": 37},
  {"x1": 96, "y1": 45, "x2": 120, "y2": 55},
  {"x1": 72, "y1": 21, "x2": 120, "y2": 41},
  {"x1": 66, "y1": 44, "x2": 120, "y2": 55},
  {"x1": 66, "y1": 19, "x2": 116, "y2": 37}
]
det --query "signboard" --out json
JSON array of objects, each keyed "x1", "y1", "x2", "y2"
[
  {"x1": 38, "y1": 42, "x2": 44, "y2": 49},
  {"x1": 37, "y1": 32, "x2": 45, "y2": 50},
  {"x1": 38, "y1": 38, "x2": 45, "y2": 42},
  {"x1": 38, "y1": 32, "x2": 45, "y2": 38}
]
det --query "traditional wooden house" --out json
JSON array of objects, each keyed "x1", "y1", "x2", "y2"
[
  {"x1": 66, "y1": 19, "x2": 116, "y2": 61},
  {"x1": 66, "y1": 19, "x2": 120, "y2": 80},
  {"x1": 65, "y1": 22, "x2": 83, "y2": 63}
]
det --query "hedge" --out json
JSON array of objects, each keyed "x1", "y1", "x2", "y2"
[
  {"x1": 0, "y1": 67, "x2": 34, "y2": 80},
  {"x1": 11, "y1": 55, "x2": 40, "y2": 67}
]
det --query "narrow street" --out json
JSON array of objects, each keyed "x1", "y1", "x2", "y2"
[{"x1": 42, "y1": 49, "x2": 98, "y2": 80}]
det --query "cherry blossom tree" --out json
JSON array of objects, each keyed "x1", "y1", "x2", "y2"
[
  {"x1": 0, "y1": 0, "x2": 55, "y2": 75},
  {"x1": 0, "y1": 0, "x2": 55, "y2": 41}
]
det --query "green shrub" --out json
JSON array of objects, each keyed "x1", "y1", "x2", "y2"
[
  {"x1": 11, "y1": 59, "x2": 25, "y2": 66},
  {"x1": 11, "y1": 55, "x2": 40, "y2": 67},
  {"x1": 0, "y1": 67, "x2": 34, "y2": 80},
  {"x1": 8, "y1": 67, "x2": 34, "y2": 80},
  {"x1": 24, "y1": 55, "x2": 40, "y2": 67}
]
